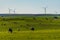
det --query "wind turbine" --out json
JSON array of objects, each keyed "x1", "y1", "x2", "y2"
[
  {"x1": 43, "y1": 7, "x2": 47, "y2": 16},
  {"x1": 43, "y1": 6, "x2": 47, "y2": 16},
  {"x1": 55, "y1": 11, "x2": 57, "y2": 15},
  {"x1": 55, "y1": 11, "x2": 58, "y2": 16},
  {"x1": 13, "y1": 9, "x2": 16, "y2": 14},
  {"x1": 8, "y1": 8, "x2": 12, "y2": 14}
]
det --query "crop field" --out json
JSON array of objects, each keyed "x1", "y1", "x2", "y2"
[{"x1": 0, "y1": 15, "x2": 60, "y2": 40}]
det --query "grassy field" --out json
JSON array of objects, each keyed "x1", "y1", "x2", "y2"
[
  {"x1": 0, "y1": 16, "x2": 60, "y2": 40},
  {"x1": 0, "y1": 30, "x2": 60, "y2": 40}
]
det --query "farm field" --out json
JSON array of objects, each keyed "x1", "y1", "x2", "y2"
[
  {"x1": 0, "y1": 30, "x2": 60, "y2": 40},
  {"x1": 0, "y1": 15, "x2": 60, "y2": 40}
]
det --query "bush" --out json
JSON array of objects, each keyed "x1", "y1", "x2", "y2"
[
  {"x1": 33, "y1": 17, "x2": 36, "y2": 20},
  {"x1": 45, "y1": 18, "x2": 48, "y2": 20},
  {"x1": 54, "y1": 17, "x2": 58, "y2": 19},
  {"x1": 13, "y1": 22, "x2": 18, "y2": 24},
  {"x1": 17, "y1": 28, "x2": 20, "y2": 31}
]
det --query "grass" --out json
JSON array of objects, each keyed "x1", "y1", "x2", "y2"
[
  {"x1": 0, "y1": 30, "x2": 60, "y2": 40},
  {"x1": 0, "y1": 16, "x2": 60, "y2": 40}
]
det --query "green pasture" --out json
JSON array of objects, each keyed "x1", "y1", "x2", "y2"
[
  {"x1": 0, "y1": 30, "x2": 60, "y2": 40},
  {"x1": 0, "y1": 16, "x2": 60, "y2": 40}
]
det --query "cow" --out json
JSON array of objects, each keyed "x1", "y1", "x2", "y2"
[
  {"x1": 9, "y1": 28, "x2": 12, "y2": 33},
  {"x1": 31, "y1": 27, "x2": 35, "y2": 31}
]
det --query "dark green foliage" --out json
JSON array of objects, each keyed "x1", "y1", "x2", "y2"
[
  {"x1": 17, "y1": 28, "x2": 20, "y2": 31},
  {"x1": 1, "y1": 16, "x2": 4, "y2": 17},
  {"x1": 33, "y1": 17, "x2": 36, "y2": 20},
  {"x1": 45, "y1": 17, "x2": 48, "y2": 20},
  {"x1": 54, "y1": 16, "x2": 58, "y2": 19},
  {"x1": 26, "y1": 24, "x2": 29, "y2": 26},
  {"x1": 4, "y1": 24, "x2": 6, "y2": 26},
  {"x1": 13, "y1": 22, "x2": 17, "y2": 24}
]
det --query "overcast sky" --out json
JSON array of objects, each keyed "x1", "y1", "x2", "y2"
[{"x1": 0, "y1": 0, "x2": 60, "y2": 14}]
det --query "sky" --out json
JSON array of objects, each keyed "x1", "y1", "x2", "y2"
[{"x1": 0, "y1": 0, "x2": 60, "y2": 14}]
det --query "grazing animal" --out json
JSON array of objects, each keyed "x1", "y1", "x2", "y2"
[
  {"x1": 9, "y1": 28, "x2": 12, "y2": 33},
  {"x1": 31, "y1": 27, "x2": 35, "y2": 31}
]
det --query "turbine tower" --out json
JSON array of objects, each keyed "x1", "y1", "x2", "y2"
[
  {"x1": 55, "y1": 11, "x2": 58, "y2": 16},
  {"x1": 13, "y1": 9, "x2": 16, "y2": 14},
  {"x1": 43, "y1": 6, "x2": 47, "y2": 16},
  {"x1": 44, "y1": 7, "x2": 47, "y2": 15},
  {"x1": 55, "y1": 11, "x2": 57, "y2": 14},
  {"x1": 8, "y1": 8, "x2": 11, "y2": 14}
]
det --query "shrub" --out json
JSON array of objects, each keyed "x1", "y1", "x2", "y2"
[
  {"x1": 54, "y1": 17, "x2": 58, "y2": 19},
  {"x1": 33, "y1": 17, "x2": 36, "y2": 20},
  {"x1": 13, "y1": 22, "x2": 18, "y2": 24},
  {"x1": 45, "y1": 18, "x2": 48, "y2": 20},
  {"x1": 17, "y1": 28, "x2": 20, "y2": 31}
]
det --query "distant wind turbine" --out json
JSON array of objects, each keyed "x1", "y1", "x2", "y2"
[
  {"x1": 13, "y1": 9, "x2": 16, "y2": 14},
  {"x1": 55, "y1": 11, "x2": 58, "y2": 16},
  {"x1": 43, "y1": 6, "x2": 47, "y2": 16},
  {"x1": 8, "y1": 8, "x2": 12, "y2": 14},
  {"x1": 44, "y1": 7, "x2": 47, "y2": 15}
]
